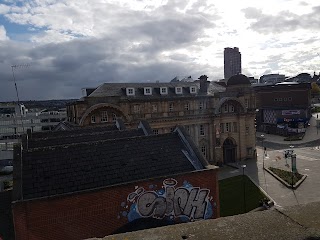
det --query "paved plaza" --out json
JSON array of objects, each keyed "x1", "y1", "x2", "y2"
[{"x1": 219, "y1": 113, "x2": 320, "y2": 208}]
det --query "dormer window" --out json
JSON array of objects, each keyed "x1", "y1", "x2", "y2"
[
  {"x1": 160, "y1": 87, "x2": 168, "y2": 95},
  {"x1": 190, "y1": 86, "x2": 197, "y2": 94},
  {"x1": 175, "y1": 87, "x2": 183, "y2": 94},
  {"x1": 144, "y1": 87, "x2": 152, "y2": 95},
  {"x1": 126, "y1": 88, "x2": 135, "y2": 96}
]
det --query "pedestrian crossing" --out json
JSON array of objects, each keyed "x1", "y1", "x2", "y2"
[{"x1": 272, "y1": 148, "x2": 320, "y2": 162}]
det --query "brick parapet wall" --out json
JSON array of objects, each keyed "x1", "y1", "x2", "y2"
[{"x1": 13, "y1": 169, "x2": 219, "y2": 240}]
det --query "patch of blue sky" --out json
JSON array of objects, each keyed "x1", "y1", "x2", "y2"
[{"x1": 0, "y1": 15, "x2": 46, "y2": 41}]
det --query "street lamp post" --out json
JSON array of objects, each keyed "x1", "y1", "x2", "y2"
[
  {"x1": 261, "y1": 134, "x2": 265, "y2": 169},
  {"x1": 291, "y1": 153, "x2": 297, "y2": 189},
  {"x1": 241, "y1": 164, "x2": 247, "y2": 213}
]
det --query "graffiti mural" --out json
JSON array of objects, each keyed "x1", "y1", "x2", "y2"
[{"x1": 118, "y1": 178, "x2": 216, "y2": 223}]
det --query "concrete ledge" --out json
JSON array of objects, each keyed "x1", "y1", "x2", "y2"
[
  {"x1": 90, "y1": 202, "x2": 320, "y2": 240},
  {"x1": 264, "y1": 167, "x2": 307, "y2": 190}
]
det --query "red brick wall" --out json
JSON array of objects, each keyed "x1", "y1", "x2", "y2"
[{"x1": 12, "y1": 169, "x2": 219, "y2": 240}]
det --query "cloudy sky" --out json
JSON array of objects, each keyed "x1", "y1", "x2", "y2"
[{"x1": 0, "y1": 0, "x2": 319, "y2": 101}]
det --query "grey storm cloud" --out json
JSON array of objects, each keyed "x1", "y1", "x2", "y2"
[
  {"x1": 0, "y1": 1, "x2": 220, "y2": 101},
  {"x1": 242, "y1": 5, "x2": 320, "y2": 33}
]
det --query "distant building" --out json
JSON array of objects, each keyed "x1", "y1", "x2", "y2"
[
  {"x1": 254, "y1": 82, "x2": 311, "y2": 135},
  {"x1": 292, "y1": 73, "x2": 312, "y2": 83},
  {"x1": 224, "y1": 47, "x2": 241, "y2": 80},
  {"x1": 248, "y1": 77, "x2": 258, "y2": 84},
  {"x1": 67, "y1": 74, "x2": 256, "y2": 165},
  {"x1": 0, "y1": 102, "x2": 66, "y2": 152},
  {"x1": 12, "y1": 121, "x2": 219, "y2": 239},
  {"x1": 259, "y1": 74, "x2": 286, "y2": 84}
]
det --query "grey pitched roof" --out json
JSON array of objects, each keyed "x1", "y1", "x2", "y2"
[
  {"x1": 88, "y1": 81, "x2": 225, "y2": 98},
  {"x1": 27, "y1": 129, "x2": 145, "y2": 149},
  {"x1": 30, "y1": 125, "x2": 118, "y2": 139},
  {"x1": 21, "y1": 132, "x2": 203, "y2": 200}
]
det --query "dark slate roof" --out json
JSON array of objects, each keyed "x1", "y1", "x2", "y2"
[
  {"x1": 30, "y1": 125, "x2": 118, "y2": 139},
  {"x1": 227, "y1": 74, "x2": 251, "y2": 86},
  {"x1": 88, "y1": 82, "x2": 225, "y2": 98},
  {"x1": 27, "y1": 129, "x2": 145, "y2": 149},
  {"x1": 21, "y1": 133, "x2": 202, "y2": 200}
]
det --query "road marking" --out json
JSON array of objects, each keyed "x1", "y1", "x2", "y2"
[
  {"x1": 305, "y1": 169, "x2": 310, "y2": 171},
  {"x1": 274, "y1": 203, "x2": 282, "y2": 209},
  {"x1": 296, "y1": 155, "x2": 319, "y2": 161}
]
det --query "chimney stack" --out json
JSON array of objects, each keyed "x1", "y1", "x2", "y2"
[{"x1": 199, "y1": 75, "x2": 209, "y2": 94}]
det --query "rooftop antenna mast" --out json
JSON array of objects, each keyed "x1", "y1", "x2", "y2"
[
  {"x1": 11, "y1": 64, "x2": 30, "y2": 201},
  {"x1": 11, "y1": 64, "x2": 30, "y2": 134}
]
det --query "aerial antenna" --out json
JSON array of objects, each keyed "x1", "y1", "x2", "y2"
[
  {"x1": 11, "y1": 64, "x2": 31, "y2": 134},
  {"x1": 11, "y1": 63, "x2": 30, "y2": 201}
]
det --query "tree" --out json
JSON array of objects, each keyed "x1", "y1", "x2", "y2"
[{"x1": 311, "y1": 82, "x2": 320, "y2": 95}]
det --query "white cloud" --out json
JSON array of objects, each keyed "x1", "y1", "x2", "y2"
[
  {"x1": 0, "y1": 0, "x2": 319, "y2": 100},
  {"x1": 0, "y1": 25, "x2": 9, "y2": 41}
]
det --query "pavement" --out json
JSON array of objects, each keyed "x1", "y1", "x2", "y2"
[
  {"x1": 219, "y1": 113, "x2": 320, "y2": 209},
  {"x1": 256, "y1": 112, "x2": 320, "y2": 147}
]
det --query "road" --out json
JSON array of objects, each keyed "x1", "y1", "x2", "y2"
[
  {"x1": 219, "y1": 144, "x2": 320, "y2": 209},
  {"x1": 257, "y1": 145, "x2": 320, "y2": 208}
]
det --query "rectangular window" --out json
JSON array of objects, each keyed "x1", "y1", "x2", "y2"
[
  {"x1": 112, "y1": 113, "x2": 117, "y2": 122},
  {"x1": 278, "y1": 98, "x2": 282, "y2": 101},
  {"x1": 230, "y1": 105, "x2": 234, "y2": 112},
  {"x1": 224, "y1": 104, "x2": 228, "y2": 112},
  {"x1": 233, "y1": 122, "x2": 237, "y2": 132},
  {"x1": 175, "y1": 87, "x2": 182, "y2": 94},
  {"x1": 284, "y1": 98, "x2": 287, "y2": 101},
  {"x1": 152, "y1": 104, "x2": 158, "y2": 113},
  {"x1": 160, "y1": 87, "x2": 168, "y2": 95},
  {"x1": 274, "y1": 98, "x2": 278, "y2": 101},
  {"x1": 190, "y1": 86, "x2": 197, "y2": 94},
  {"x1": 200, "y1": 124, "x2": 205, "y2": 136},
  {"x1": 133, "y1": 105, "x2": 140, "y2": 113},
  {"x1": 220, "y1": 123, "x2": 224, "y2": 133},
  {"x1": 288, "y1": 97, "x2": 292, "y2": 101},
  {"x1": 170, "y1": 127, "x2": 175, "y2": 132},
  {"x1": 184, "y1": 102, "x2": 190, "y2": 110},
  {"x1": 226, "y1": 122, "x2": 230, "y2": 132},
  {"x1": 201, "y1": 145, "x2": 207, "y2": 157},
  {"x1": 199, "y1": 101, "x2": 204, "y2": 110},
  {"x1": 185, "y1": 125, "x2": 190, "y2": 133},
  {"x1": 169, "y1": 103, "x2": 174, "y2": 112},
  {"x1": 247, "y1": 147, "x2": 253, "y2": 156},
  {"x1": 246, "y1": 126, "x2": 249, "y2": 135},
  {"x1": 101, "y1": 111, "x2": 108, "y2": 122},
  {"x1": 153, "y1": 129, "x2": 159, "y2": 135},
  {"x1": 126, "y1": 88, "x2": 135, "y2": 96},
  {"x1": 144, "y1": 87, "x2": 152, "y2": 95},
  {"x1": 91, "y1": 115, "x2": 96, "y2": 123},
  {"x1": 245, "y1": 99, "x2": 249, "y2": 108}
]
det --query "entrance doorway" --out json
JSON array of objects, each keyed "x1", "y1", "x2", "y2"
[{"x1": 223, "y1": 138, "x2": 237, "y2": 163}]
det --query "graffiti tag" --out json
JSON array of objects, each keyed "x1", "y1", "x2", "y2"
[{"x1": 119, "y1": 178, "x2": 214, "y2": 222}]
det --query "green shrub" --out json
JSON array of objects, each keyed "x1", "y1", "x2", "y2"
[{"x1": 269, "y1": 167, "x2": 302, "y2": 185}]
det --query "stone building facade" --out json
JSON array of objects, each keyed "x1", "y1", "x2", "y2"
[{"x1": 67, "y1": 74, "x2": 256, "y2": 164}]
